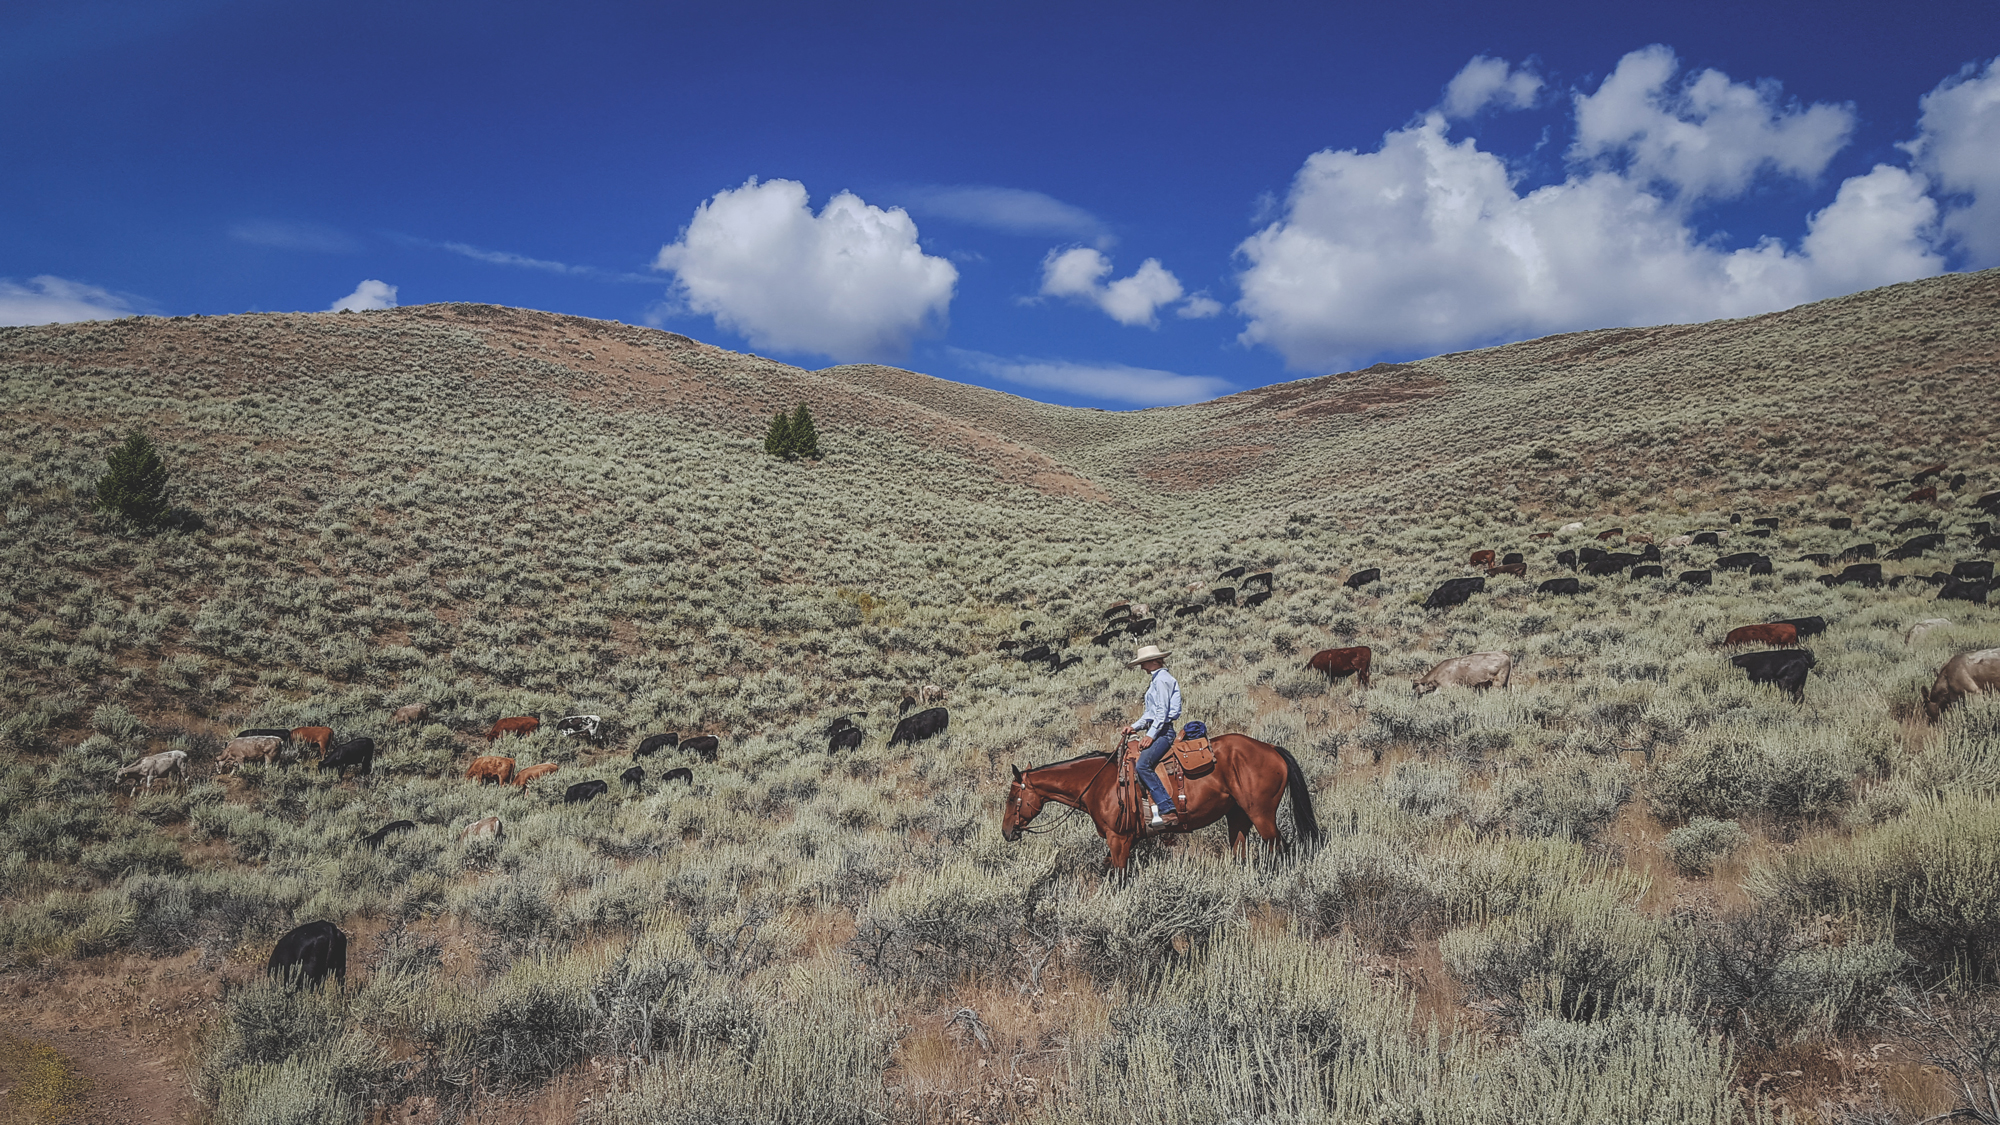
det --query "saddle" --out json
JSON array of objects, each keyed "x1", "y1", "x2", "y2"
[{"x1": 1112, "y1": 727, "x2": 1218, "y2": 836}]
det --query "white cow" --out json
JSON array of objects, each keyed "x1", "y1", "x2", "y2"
[
  {"x1": 1413, "y1": 652, "x2": 1513, "y2": 696},
  {"x1": 1905, "y1": 619, "x2": 1952, "y2": 647},
  {"x1": 114, "y1": 750, "x2": 188, "y2": 794}
]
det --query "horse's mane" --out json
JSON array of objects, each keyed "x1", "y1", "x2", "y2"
[{"x1": 1028, "y1": 750, "x2": 1110, "y2": 772}]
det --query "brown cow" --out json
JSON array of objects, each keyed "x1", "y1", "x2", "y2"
[
  {"x1": 1722, "y1": 623, "x2": 1798, "y2": 647},
  {"x1": 391, "y1": 703, "x2": 428, "y2": 725},
  {"x1": 1902, "y1": 485, "x2": 1938, "y2": 504},
  {"x1": 293, "y1": 726, "x2": 333, "y2": 758},
  {"x1": 465, "y1": 755, "x2": 516, "y2": 785},
  {"x1": 483, "y1": 716, "x2": 540, "y2": 742},
  {"x1": 1486, "y1": 563, "x2": 1528, "y2": 578},
  {"x1": 1306, "y1": 646, "x2": 1372, "y2": 688},
  {"x1": 217, "y1": 735, "x2": 283, "y2": 772},
  {"x1": 513, "y1": 763, "x2": 560, "y2": 789},
  {"x1": 1595, "y1": 527, "x2": 1625, "y2": 540},
  {"x1": 1626, "y1": 533, "x2": 1654, "y2": 545},
  {"x1": 1413, "y1": 652, "x2": 1511, "y2": 696},
  {"x1": 1469, "y1": 550, "x2": 1496, "y2": 567},
  {"x1": 459, "y1": 816, "x2": 504, "y2": 841},
  {"x1": 1925, "y1": 649, "x2": 2000, "y2": 719}
]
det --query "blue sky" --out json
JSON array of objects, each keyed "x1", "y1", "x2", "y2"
[{"x1": 6, "y1": 0, "x2": 1998, "y2": 407}]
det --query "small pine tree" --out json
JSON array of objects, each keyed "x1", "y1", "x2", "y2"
[
  {"x1": 764, "y1": 410, "x2": 793, "y2": 458},
  {"x1": 789, "y1": 403, "x2": 821, "y2": 460},
  {"x1": 95, "y1": 429, "x2": 171, "y2": 527}
]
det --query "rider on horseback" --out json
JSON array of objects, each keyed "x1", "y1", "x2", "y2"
[{"x1": 1122, "y1": 644, "x2": 1182, "y2": 829}]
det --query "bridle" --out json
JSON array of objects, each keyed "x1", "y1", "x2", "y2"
[{"x1": 1009, "y1": 750, "x2": 1118, "y2": 836}]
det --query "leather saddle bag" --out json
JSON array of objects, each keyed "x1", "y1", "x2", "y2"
[{"x1": 1173, "y1": 736, "x2": 1215, "y2": 778}]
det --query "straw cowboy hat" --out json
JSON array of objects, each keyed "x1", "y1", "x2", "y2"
[{"x1": 1124, "y1": 644, "x2": 1171, "y2": 667}]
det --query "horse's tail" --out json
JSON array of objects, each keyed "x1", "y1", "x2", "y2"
[{"x1": 1273, "y1": 744, "x2": 1321, "y2": 843}]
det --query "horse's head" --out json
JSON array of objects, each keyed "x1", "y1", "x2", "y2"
[{"x1": 1001, "y1": 764, "x2": 1045, "y2": 842}]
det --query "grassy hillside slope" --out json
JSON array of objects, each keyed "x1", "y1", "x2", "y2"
[{"x1": 0, "y1": 271, "x2": 1996, "y2": 1125}]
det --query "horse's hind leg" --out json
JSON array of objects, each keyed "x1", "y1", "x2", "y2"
[{"x1": 1225, "y1": 807, "x2": 1254, "y2": 860}]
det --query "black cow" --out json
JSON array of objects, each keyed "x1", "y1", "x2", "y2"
[
  {"x1": 1981, "y1": 536, "x2": 2000, "y2": 552},
  {"x1": 319, "y1": 737, "x2": 375, "y2": 778},
  {"x1": 682, "y1": 735, "x2": 720, "y2": 762},
  {"x1": 1731, "y1": 649, "x2": 1816, "y2": 702},
  {"x1": 997, "y1": 639, "x2": 1020, "y2": 651},
  {"x1": 1951, "y1": 560, "x2": 1994, "y2": 582},
  {"x1": 1797, "y1": 553, "x2": 1831, "y2": 566},
  {"x1": 1729, "y1": 514, "x2": 1742, "y2": 524},
  {"x1": 1894, "y1": 518, "x2": 1941, "y2": 534},
  {"x1": 1020, "y1": 621, "x2": 1035, "y2": 632},
  {"x1": 889, "y1": 707, "x2": 949, "y2": 746},
  {"x1": 899, "y1": 696, "x2": 917, "y2": 715},
  {"x1": 1583, "y1": 557, "x2": 1628, "y2": 576},
  {"x1": 1578, "y1": 546, "x2": 1607, "y2": 564},
  {"x1": 1556, "y1": 550, "x2": 1578, "y2": 570},
  {"x1": 1344, "y1": 568, "x2": 1381, "y2": 589},
  {"x1": 1174, "y1": 604, "x2": 1205, "y2": 618},
  {"x1": 1104, "y1": 603, "x2": 1131, "y2": 620},
  {"x1": 1971, "y1": 522, "x2": 1992, "y2": 537},
  {"x1": 1891, "y1": 534, "x2": 1945, "y2": 560},
  {"x1": 1692, "y1": 532, "x2": 1721, "y2": 547},
  {"x1": 268, "y1": 920, "x2": 346, "y2": 990},
  {"x1": 1639, "y1": 544, "x2": 1663, "y2": 562},
  {"x1": 1244, "y1": 572, "x2": 1275, "y2": 591},
  {"x1": 1219, "y1": 565, "x2": 1246, "y2": 580},
  {"x1": 1502, "y1": 552, "x2": 1525, "y2": 565},
  {"x1": 1212, "y1": 587, "x2": 1237, "y2": 605},
  {"x1": 1753, "y1": 517, "x2": 1780, "y2": 528},
  {"x1": 1838, "y1": 543, "x2": 1878, "y2": 562},
  {"x1": 1056, "y1": 655, "x2": 1082, "y2": 671},
  {"x1": 635, "y1": 732, "x2": 679, "y2": 757},
  {"x1": 621, "y1": 766, "x2": 646, "y2": 786},
  {"x1": 1678, "y1": 570, "x2": 1712, "y2": 586},
  {"x1": 563, "y1": 779, "x2": 609, "y2": 804},
  {"x1": 1422, "y1": 577, "x2": 1485, "y2": 610},
  {"x1": 1019, "y1": 645, "x2": 1052, "y2": 663},
  {"x1": 1774, "y1": 616, "x2": 1827, "y2": 639},
  {"x1": 1939, "y1": 579, "x2": 1990, "y2": 605},
  {"x1": 1830, "y1": 563, "x2": 1883, "y2": 588},
  {"x1": 1538, "y1": 577, "x2": 1581, "y2": 595},
  {"x1": 1127, "y1": 617, "x2": 1157, "y2": 636},
  {"x1": 1828, "y1": 517, "x2": 1852, "y2": 530},
  {"x1": 1748, "y1": 556, "x2": 1774, "y2": 576},
  {"x1": 359, "y1": 820, "x2": 415, "y2": 849},
  {"x1": 1092, "y1": 630, "x2": 1122, "y2": 645},
  {"x1": 1243, "y1": 590, "x2": 1273, "y2": 607},
  {"x1": 662, "y1": 767, "x2": 693, "y2": 785},
  {"x1": 1717, "y1": 552, "x2": 1762, "y2": 571},
  {"x1": 1631, "y1": 565, "x2": 1665, "y2": 579},
  {"x1": 1979, "y1": 490, "x2": 2000, "y2": 513},
  {"x1": 828, "y1": 726, "x2": 863, "y2": 753}
]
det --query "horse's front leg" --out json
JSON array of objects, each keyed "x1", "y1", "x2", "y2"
[{"x1": 1106, "y1": 833, "x2": 1134, "y2": 870}]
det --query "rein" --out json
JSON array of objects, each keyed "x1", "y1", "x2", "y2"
[{"x1": 1014, "y1": 750, "x2": 1119, "y2": 834}]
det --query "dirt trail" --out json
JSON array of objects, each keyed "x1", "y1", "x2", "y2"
[{"x1": 0, "y1": 960, "x2": 214, "y2": 1125}]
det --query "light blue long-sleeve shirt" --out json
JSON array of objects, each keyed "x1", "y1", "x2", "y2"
[{"x1": 1135, "y1": 667, "x2": 1182, "y2": 734}]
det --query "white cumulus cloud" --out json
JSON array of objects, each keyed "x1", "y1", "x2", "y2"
[
  {"x1": 1443, "y1": 56, "x2": 1542, "y2": 118},
  {"x1": 330, "y1": 279, "x2": 398, "y2": 311},
  {"x1": 1909, "y1": 57, "x2": 2000, "y2": 264},
  {"x1": 1038, "y1": 247, "x2": 1214, "y2": 327},
  {"x1": 952, "y1": 348, "x2": 1231, "y2": 407},
  {"x1": 654, "y1": 178, "x2": 957, "y2": 361},
  {"x1": 1570, "y1": 44, "x2": 1853, "y2": 200},
  {"x1": 0, "y1": 275, "x2": 139, "y2": 325},
  {"x1": 1235, "y1": 47, "x2": 1951, "y2": 371}
]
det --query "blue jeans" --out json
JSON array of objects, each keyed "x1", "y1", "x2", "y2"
[{"x1": 1137, "y1": 730, "x2": 1175, "y2": 813}]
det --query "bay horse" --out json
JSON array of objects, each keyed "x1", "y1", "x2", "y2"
[{"x1": 1001, "y1": 733, "x2": 1320, "y2": 868}]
